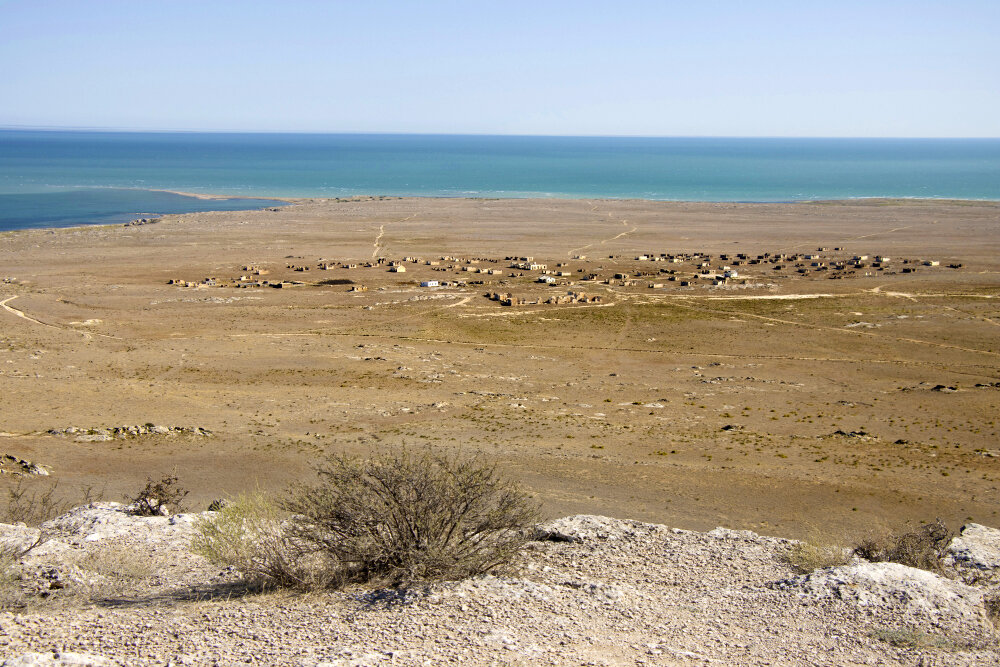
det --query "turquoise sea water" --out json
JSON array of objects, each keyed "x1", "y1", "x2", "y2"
[{"x1": 2, "y1": 130, "x2": 999, "y2": 230}]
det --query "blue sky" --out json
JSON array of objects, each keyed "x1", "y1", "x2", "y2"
[{"x1": 1, "y1": 0, "x2": 997, "y2": 136}]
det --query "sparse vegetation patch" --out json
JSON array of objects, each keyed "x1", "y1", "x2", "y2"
[{"x1": 853, "y1": 519, "x2": 954, "y2": 572}]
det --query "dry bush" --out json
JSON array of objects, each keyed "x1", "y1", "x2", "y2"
[
  {"x1": 191, "y1": 493, "x2": 332, "y2": 590},
  {"x1": 127, "y1": 474, "x2": 188, "y2": 516},
  {"x1": 284, "y1": 448, "x2": 539, "y2": 587},
  {"x1": 785, "y1": 539, "x2": 852, "y2": 574},
  {"x1": 853, "y1": 519, "x2": 954, "y2": 572},
  {"x1": 3, "y1": 479, "x2": 101, "y2": 526}
]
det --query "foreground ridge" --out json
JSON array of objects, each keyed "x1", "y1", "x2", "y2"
[{"x1": 1, "y1": 505, "x2": 998, "y2": 665}]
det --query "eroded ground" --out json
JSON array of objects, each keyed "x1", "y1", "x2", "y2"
[{"x1": 1, "y1": 197, "x2": 998, "y2": 540}]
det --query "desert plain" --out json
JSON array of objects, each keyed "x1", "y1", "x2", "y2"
[{"x1": 1, "y1": 196, "x2": 998, "y2": 541}]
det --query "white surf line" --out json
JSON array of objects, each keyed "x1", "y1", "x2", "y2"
[{"x1": 0, "y1": 295, "x2": 120, "y2": 340}]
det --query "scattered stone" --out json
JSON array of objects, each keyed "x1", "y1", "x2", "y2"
[
  {"x1": 832, "y1": 429, "x2": 872, "y2": 439},
  {"x1": 122, "y1": 217, "x2": 160, "y2": 228},
  {"x1": 206, "y1": 498, "x2": 229, "y2": 512},
  {"x1": 0, "y1": 454, "x2": 49, "y2": 475},
  {"x1": 47, "y1": 425, "x2": 212, "y2": 441},
  {"x1": 1, "y1": 653, "x2": 120, "y2": 666}
]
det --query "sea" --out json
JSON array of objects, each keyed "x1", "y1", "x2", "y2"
[{"x1": 2, "y1": 130, "x2": 999, "y2": 231}]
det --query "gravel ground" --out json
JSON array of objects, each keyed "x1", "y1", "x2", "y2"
[{"x1": 1, "y1": 507, "x2": 998, "y2": 666}]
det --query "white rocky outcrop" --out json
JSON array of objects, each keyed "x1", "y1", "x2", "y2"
[
  {"x1": 945, "y1": 523, "x2": 1000, "y2": 584},
  {"x1": 1, "y1": 509, "x2": 998, "y2": 665},
  {"x1": 38, "y1": 502, "x2": 199, "y2": 544},
  {"x1": 774, "y1": 561, "x2": 988, "y2": 629}
]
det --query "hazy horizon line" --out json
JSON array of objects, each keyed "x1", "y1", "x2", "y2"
[{"x1": 2, "y1": 125, "x2": 999, "y2": 141}]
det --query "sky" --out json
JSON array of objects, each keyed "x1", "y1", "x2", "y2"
[{"x1": 0, "y1": 0, "x2": 998, "y2": 137}]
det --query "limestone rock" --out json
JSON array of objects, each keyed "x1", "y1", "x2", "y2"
[
  {"x1": 945, "y1": 523, "x2": 1000, "y2": 584},
  {"x1": 533, "y1": 514, "x2": 673, "y2": 542},
  {"x1": 0, "y1": 522, "x2": 42, "y2": 554},
  {"x1": 38, "y1": 502, "x2": 203, "y2": 545},
  {"x1": 774, "y1": 561, "x2": 988, "y2": 631}
]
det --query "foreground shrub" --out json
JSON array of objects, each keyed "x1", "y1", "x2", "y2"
[
  {"x1": 285, "y1": 448, "x2": 539, "y2": 587},
  {"x1": 191, "y1": 493, "x2": 330, "y2": 590},
  {"x1": 853, "y1": 519, "x2": 953, "y2": 572}
]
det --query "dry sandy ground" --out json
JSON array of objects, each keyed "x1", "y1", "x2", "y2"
[{"x1": 1, "y1": 197, "x2": 998, "y2": 542}]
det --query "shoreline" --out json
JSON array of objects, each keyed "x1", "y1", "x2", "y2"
[{"x1": 2, "y1": 192, "x2": 998, "y2": 235}]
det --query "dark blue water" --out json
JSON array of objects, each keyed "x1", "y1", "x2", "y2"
[
  {"x1": 2, "y1": 130, "x2": 999, "y2": 230},
  {"x1": 0, "y1": 188, "x2": 286, "y2": 231}
]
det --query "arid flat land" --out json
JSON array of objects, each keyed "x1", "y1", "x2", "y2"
[{"x1": 1, "y1": 197, "x2": 998, "y2": 540}]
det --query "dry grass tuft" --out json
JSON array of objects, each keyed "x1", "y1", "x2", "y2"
[
  {"x1": 869, "y1": 627, "x2": 962, "y2": 651},
  {"x1": 784, "y1": 539, "x2": 852, "y2": 574},
  {"x1": 191, "y1": 492, "x2": 332, "y2": 590},
  {"x1": 78, "y1": 545, "x2": 155, "y2": 581}
]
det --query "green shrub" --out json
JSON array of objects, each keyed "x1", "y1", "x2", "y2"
[
  {"x1": 191, "y1": 493, "x2": 330, "y2": 590},
  {"x1": 853, "y1": 519, "x2": 953, "y2": 572},
  {"x1": 284, "y1": 448, "x2": 539, "y2": 587}
]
